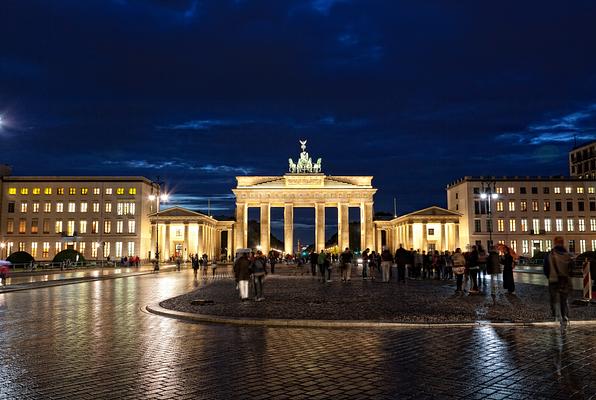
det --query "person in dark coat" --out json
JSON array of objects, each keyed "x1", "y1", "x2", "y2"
[
  {"x1": 394, "y1": 245, "x2": 408, "y2": 283},
  {"x1": 502, "y1": 248, "x2": 515, "y2": 294},
  {"x1": 233, "y1": 252, "x2": 252, "y2": 300},
  {"x1": 543, "y1": 236, "x2": 574, "y2": 329},
  {"x1": 486, "y1": 246, "x2": 501, "y2": 303},
  {"x1": 468, "y1": 246, "x2": 480, "y2": 293},
  {"x1": 309, "y1": 250, "x2": 318, "y2": 277}
]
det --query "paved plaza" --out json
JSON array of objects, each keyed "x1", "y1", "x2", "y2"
[{"x1": 1, "y1": 268, "x2": 595, "y2": 399}]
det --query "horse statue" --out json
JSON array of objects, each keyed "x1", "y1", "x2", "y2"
[
  {"x1": 313, "y1": 158, "x2": 322, "y2": 173},
  {"x1": 288, "y1": 158, "x2": 297, "y2": 173}
]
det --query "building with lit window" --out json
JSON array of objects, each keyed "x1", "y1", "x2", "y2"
[
  {"x1": 447, "y1": 176, "x2": 596, "y2": 256},
  {"x1": 569, "y1": 141, "x2": 596, "y2": 179},
  {"x1": 0, "y1": 174, "x2": 158, "y2": 261}
]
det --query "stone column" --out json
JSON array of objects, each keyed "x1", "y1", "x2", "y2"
[
  {"x1": 164, "y1": 222, "x2": 170, "y2": 260},
  {"x1": 227, "y1": 228, "x2": 233, "y2": 258},
  {"x1": 422, "y1": 222, "x2": 428, "y2": 252},
  {"x1": 235, "y1": 203, "x2": 247, "y2": 250},
  {"x1": 197, "y1": 224, "x2": 203, "y2": 255},
  {"x1": 215, "y1": 229, "x2": 221, "y2": 260},
  {"x1": 183, "y1": 222, "x2": 189, "y2": 260},
  {"x1": 260, "y1": 203, "x2": 270, "y2": 254},
  {"x1": 376, "y1": 229, "x2": 383, "y2": 252},
  {"x1": 151, "y1": 223, "x2": 156, "y2": 259},
  {"x1": 338, "y1": 203, "x2": 349, "y2": 251},
  {"x1": 441, "y1": 223, "x2": 447, "y2": 251},
  {"x1": 315, "y1": 203, "x2": 325, "y2": 252},
  {"x1": 284, "y1": 204, "x2": 294, "y2": 255},
  {"x1": 363, "y1": 202, "x2": 374, "y2": 251}
]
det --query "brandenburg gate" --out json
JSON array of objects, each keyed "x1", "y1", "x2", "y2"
[{"x1": 233, "y1": 141, "x2": 377, "y2": 254}]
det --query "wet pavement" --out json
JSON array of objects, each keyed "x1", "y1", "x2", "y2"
[{"x1": 1, "y1": 269, "x2": 595, "y2": 399}]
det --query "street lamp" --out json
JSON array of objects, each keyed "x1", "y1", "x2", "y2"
[
  {"x1": 480, "y1": 180, "x2": 498, "y2": 249},
  {"x1": 149, "y1": 185, "x2": 168, "y2": 271}
]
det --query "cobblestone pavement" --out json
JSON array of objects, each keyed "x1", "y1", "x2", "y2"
[{"x1": 1, "y1": 269, "x2": 595, "y2": 399}]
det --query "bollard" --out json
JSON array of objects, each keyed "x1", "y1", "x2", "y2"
[{"x1": 583, "y1": 260, "x2": 592, "y2": 302}]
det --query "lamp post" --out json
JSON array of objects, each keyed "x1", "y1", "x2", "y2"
[
  {"x1": 480, "y1": 180, "x2": 499, "y2": 249},
  {"x1": 149, "y1": 180, "x2": 168, "y2": 271}
]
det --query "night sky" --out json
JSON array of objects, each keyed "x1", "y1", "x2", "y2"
[{"x1": 2, "y1": 1, "x2": 596, "y2": 242}]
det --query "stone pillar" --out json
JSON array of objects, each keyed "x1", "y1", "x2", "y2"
[
  {"x1": 441, "y1": 223, "x2": 447, "y2": 251},
  {"x1": 235, "y1": 203, "x2": 247, "y2": 250},
  {"x1": 422, "y1": 223, "x2": 428, "y2": 252},
  {"x1": 151, "y1": 223, "x2": 156, "y2": 259},
  {"x1": 197, "y1": 224, "x2": 203, "y2": 255},
  {"x1": 376, "y1": 229, "x2": 383, "y2": 252},
  {"x1": 227, "y1": 228, "x2": 233, "y2": 258},
  {"x1": 364, "y1": 202, "x2": 374, "y2": 251},
  {"x1": 183, "y1": 222, "x2": 189, "y2": 260},
  {"x1": 215, "y1": 229, "x2": 221, "y2": 260},
  {"x1": 164, "y1": 222, "x2": 170, "y2": 260},
  {"x1": 338, "y1": 203, "x2": 349, "y2": 251},
  {"x1": 315, "y1": 203, "x2": 325, "y2": 252},
  {"x1": 284, "y1": 204, "x2": 294, "y2": 255},
  {"x1": 260, "y1": 203, "x2": 270, "y2": 254}
]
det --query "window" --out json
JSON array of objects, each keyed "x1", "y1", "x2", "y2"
[
  {"x1": 92, "y1": 242, "x2": 99, "y2": 258},
  {"x1": 543, "y1": 187, "x2": 550, "y2": 194},
  {"x1": 81, "y1": 188, "x2": 88, "y2": 195},
  {"x1": 509, "y1": 219, "x2": 516, "y2": 232},
  {"x1": 33, "y1": 202, "x2": 39, "y2": 213},
  {"x1": 580, "y1": 239, "x2": 587, "y2": 253},
  {"x1": 31, "y1": 242, "x2": 38, "y2": 257},
  {"x1": 486, "y1": 220, "x2": 493, "y2": 233},
  {"x1": 591, "y1": 218, "x2": 596, "y2": 231},
  {"x1": 103, "y1": 242, "x2": 110, "y2": 258},
  {"x1": 555, "y1": 201, "x2": 562, "y2": 212},
  {"x1": 565, "y1": 187, "x2": 572, "y2": 194},
  {"x1": 115, "y1": 242, "x2": 123, "y2": 257},
  {"x1": 129, "y1": 203, "x2": 135, "y2": 215},
  {"x1": 19, "y1": 219, "x2": 26, "y2": 234},
  {"x1": 520, "y1": 201, "x2": 527, "y2": 212},
  {"x1": 20, "y1": 202, "x2": 28, "y2": 213},
  {"x1": 79, "y1": 242, "x2": 86, "y2": 256},
  {"x1": 93, "y1": 187, "x2": 100, "y2": 195},
  {"x1": 116, "y1": 220, "x2": 123, "y2": 234},
  {"x1": 590, "y1": 201, "x2": 596, "y2": 212},
  {"x1": 20, "y1": 188, "x2": 29, "y2": 195},
  {"x1": 55, "y1": 220, "x2": 63, "y2": 234},
  {"x1": 31, "y1": 219, "x2": 38, "y2": 234},
  {"x1": 508, "y1": 201, "x2": 515, "y2": 212},
  {"x1": 67, "y1": 220, "x2": 75, "y2": 236},
  {"x1": 127, "y1": 242, "x2": 135, "y2": 256},
  {"x1": 507, "y1": 187, "x2": 515, "y2": 194},
  {"x1": 116, "y1": 188, "x2": 125, "y2": 195},
  {"x1": 589, "y1": 187, "x2": 595, "y2": 194},
  {"x1": 532, "y1": 219, "x2": 540, "y2": 233},
  {"x1": 68, "y1": 202, "x2": 76, "y2": 213},
  {"x1": 544, "y1": 219, "x2": 552, "y2": 232},
  {"x1": 545, "y1": 240, "x2": 552, "y2": 252},
  {"x1": 579, "y1": 201, "x2": 585, "y2": 212},
  {"x1": 8, "y1": 202, "x2": 15, "y2": 213},
  {"x1": 105, "y1": 202, "x2": 112, "y2": 213},
  {"x1": 8, "y1": 187, "x2": 16, "y2": 195},
  {"x1": 519, "y1": 187, "x2": 527, "y2": 194},
  {"x1": 567, "y1": 202, "x2": 573, "y2": 212},
  {"x1": 543, "y1": 201, "x2": 550, "y2": 212},
  {"x1": 497, "y1": 219, "x2": 504, "y2": 232},
  {"x1": 117, "y1": 203, "x2": 124, "y2": 216},
  {"x1": 577, "y1": 187, "x2": 584, "y2": 194},
  {"x1": 496, "y1": 201, "x2": 504, "y2": 212},
  {"x1": 579, "y1": 219, "x2": 585, "y2": 232},
  {"x1": 43, "y1": 242, "x2": 50, "y2": 258},
  {"x1": 56, "y1": 202, "x2": 64, "y2": 213},
  {"x1": 128, "y1": 220, "x2": 136, "y2": 234},
  {"x1": 521, "y1": 219, "x2": 528, "y2": 232},
  {"x1": 92, "y1": 220, "x2": 99, "y2": 234},
  {"x1": 43, "y1": 219, "x2": 50, "y2": 234},
  {"x1": 510, "y1": 240, "x2": 517, "y2": 253},
  {"x1": 56, "y1": 242, "x2": 62, "y2": 254},
  {"x1": 555, "y1": 218, "x2": 563, "y2": 232},
  {"x1": 567, "y1": 219, "x2": 574, "y2": 232},
  {"x1": 69, "y1": 188, "x2": 76, "y2": 195},
  {"x1": 93, "y1": 202, "x2": 100, "y2": 213},
  {"x1": 44, "y1": 188, "x2": 52, "y2": 195},
  {"x1": 531, "y1": 200, "x2": 539, "y2": 212},
  {"x1": 473, "y1": 187, "x2": 480, "y2": 194},
  {"x1": 129, "y1": 188, "x2": 137, "y2": 195},
  {"x1": 44, "y1": 202, "x2": 51, "y2": 213},
  {"x1": 593, "y1": 240, "x2": 596, "y2": 251},
  {"x1": 104, "y1": 220, "x2": 111, "y2": 234},
  {"x1": 33, "y1": 188, "x2": 41, "y2": 195},
  {"x1": 474, "y1": 219, "x2": 481, "y2": 233},
  {"x1": 105, "y1": 188, "x2": 113, "y2": 195},
  {"x1": 522, "y1": 240, "x2": 529, "y2": 254},
  {"x1": 6, "y1": 219, "x2": 14, "y2": 234},
  {"x1": 531, "y1": 187, "x2": 538, "y2": 194},
  {"x1": 80, "y1": 202, "x2": 88, "y2": 212},
  {"x1": 57, "y1": 188, "x2": 64, "y2": 195},
  {"x1": 19, "y1": 242, "x2": 26, "y2": 252},
  {"x1": 79, "y1": 220, "x2": 87, "y2": 234}
]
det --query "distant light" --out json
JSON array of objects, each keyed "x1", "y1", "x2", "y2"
[
  {"x1": 491, "y1": 193, "x2": 499, "y2": 199},
  {"x1": 160, "y1": 194, "x2": 169, "y2": 201},
  {"x1": 148, "y1": 194, "x2": 156, "y2": 201},
  {"x1": 480, "y1": 193, "x2": 487, "y2": 199}
]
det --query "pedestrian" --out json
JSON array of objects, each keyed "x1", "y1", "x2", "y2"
[
  {"x1": 468, "y1": 245, "x2": 480, "y2": 293},
  {"x1": 445, "y1": 250, "x2": 454, "y2": 280},
  {"x1": 176, "y1": 256, "x2": 181, "y2": 271},
  {"x1": 361, "y1": 248, "x2": 370, "y2": 279},
  {"x1": 368, "y1": 251, "x2": 377, "y2": 280},
  {"x1": 395, "y1": 245, "x2": 408, "y2": 283},
  {"x1": 477, "y1": 244, "x2": 487, "y2": 288},
  {"x1": 406, "y1": 248, "x2": 415, "y2": 280},
  {"x1": 324, "y1": 252, "x2": 332, "y2": 282},
  {"x1": 422, "y1": 251, "x2": 431, "y2": 279},
  {"x1": 486, "y1": 246, "x2": 501, "y2": 304},
  {"x1": 269, "y1": 251, "x2": 277, "y2": 275},
  {"x1": 211, "y1": 259, "x2": 217, "y2": 277},
  {"x1": 0, "y1": 264, "x2": 9, "y2": 286},
  {"x1": 543, "y1": 236, "x2": 574, "y2": 329},
  {"x1": 252, "y1": 250, "x2": 268, "y2": 301},
  {"x1": 318, "y1": 250, "x2": 327, "y2": 282},
  {"x1": 452, "y1": 248, "x2": 466, "y2": 294},
  {"x1": 309, "y1": 250, "x2": 318, "y2": 277},
  {"x1": 340, "y1": 247, "x2": 353, "y2": 283},
  {"x1": 502, "y1": 247, "x2": 515, "y2": 294},
  {"x1": 380, "y1": 246, "x2": 393, "y2": 282},
  {"x1": 192, "y1": 255, "x2": 199, "y2": 278},
  {"x1": 233, "y1": 251, "x2": 252, "y2": 301},
  {"x1": 414, "y1": 250, "x2": 423, "y2": 279},
  {"x1": 202, "y1": 253, "x2": 209, "y2": 273}
]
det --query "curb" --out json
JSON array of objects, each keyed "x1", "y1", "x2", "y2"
[
  {"x1": 0, "y1": 265, "x2": 177, "y2": 293},
  {"x1": 145, "y1": 302, "x2": 596, "y2": 329}
]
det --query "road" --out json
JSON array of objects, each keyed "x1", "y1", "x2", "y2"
[{"x1": 0, "y1": 269, "x2": 594, "y2": 399}]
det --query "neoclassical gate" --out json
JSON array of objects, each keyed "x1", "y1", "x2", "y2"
[{"x1": 232, "y1": 141, "x2": 377, "y2": 254}]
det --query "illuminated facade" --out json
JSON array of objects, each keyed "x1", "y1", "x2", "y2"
[{"x1": 569, "y1": 141, "x2": 596, "y2": 179}]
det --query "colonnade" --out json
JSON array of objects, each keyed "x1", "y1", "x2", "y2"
[{"x1": 151, "y1": 221, "x2": 231, "y2": 261}]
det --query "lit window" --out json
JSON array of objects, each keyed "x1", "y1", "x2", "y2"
[
  {"x1": 105, "y1": 202, "x2": 112, "y2": 213},
  {"x1": 93, "y1": 188, "x2": 100, "y2": 195},
  {"x1": 67, "y1": 220, "x2": 75, "y2": 236},
  {"x1": 116, "y1": 220, "x2": 123, "y2": 234},
  {"x1": 44, "y1": 202, "x2": 51, "y2": 213},
  {"x1": 554, "y1": 187, "x2": 561, "y2": 194},
  {"x1": 510, "y1": 240, "x2": 516, "y2": 253},
  {"x1": 44, "y1": 188, "x2": 52, "y2": 195},
  {"x1": 532, "y1": 219, "x2": 540, "y2": 233},
  {"x1": 531, "y1": 200, "x2": 539, "y2": 212},
  {"x1": 507, "y1": 187, "x2": 515, "y2": 194},
  {"x1": 43, "y1": 219, "x2": 50, "y2": 233},
  {"x1": 33, "y1": 188, "x2": 41, "y2": 195},
  {"x1": 103, "y1": 242, "x2": 110, "y2": 258},
  {"x1": 128, "y1": 220, "x2": 136, "y2": 234},
  {"x1": 92, "y1": 220, "x2": 99, "y2": 234},
  {"x1": 496, "y1": 187, "x2": 503, "y2": 194},
  {"x1": 116, "y1": 188, "x2": 125, "y2": 195},
  {"x1": 577, "y1": 187, "x2": 584, "y2": 194},
  {"x1": 117, "y1": 203, "x2": 124, "y2": 216},
  {"x1": 20, "y1": 202, "x2": 28, "y2": 213},
  {"x1": 79, "y1": 242, "x2": 86, "y2": 256},
  {"x1": 544, "y1": 219, "x2": 551, "y2": 232},
  {"x1": 69, "y1": 188, "x2": 76, "y2": 195},
  {"x1": 508, "y1": 201, "x2": 515, "y2": 212},
  {"x1": 81, "y1": 188, "x2": 88, "y2": 195},
  {"x1": 521, "y1": 219, "x2": 528, "y2": 232},
  {"x1": 129, "y1": 188, "x2": 137, "y2": 195},
  {"x1": 127, "y1": 242, "x2": 135, "y2": 256},
  {"x1": 43, "y1": 242, "x2": 50, "y2": 258},
  {"x1": 497, "y1": 219, "x2": 504, "y2": 232},
  {"x1": 31, "y1": 242, "x2": 38, "y2": 257},
  {"x1": 543, "y1": 201, "x2": 550, "y2": 212},
  {"x1": 105, "y1": 188, "x2": 113, "y2": 195},
  {"x1": 509, "y1": 219, "x2": 516, "y2": 232},
  {"x1": 129, "y1": 202, "x2": 136, "y2": 215},
  {"x1": 589, "y1": 187, "x2": 595, "y2": 194},
  {"x1": 555, "y1": 219, "x2": 563, "y2": 232},
  {"x1": 520, "y1": 201, "x2": 527, "y2": 212},
  {"x1": 104, "y1": 220, "x2": 111, "y2": 234},
  {"x1": 92, "y1": 242, "x2": 99, "y2": 257},
  {"x1": 33, "y1": 202, "x2": 39, "y2": 213},
  {"x1": 522, "y1": 240, "x2": 529, "y2": 254},
  {"x1": 567, "y1": 219, "x2": 574, "y2": 232},
  {"x1": 56, "y1": 242, "x2": 62, "y2": 254},
  {"x1": 8, "y1": 187, "x2": 16, "y2": 195},
  {"x1": 579, "y1": 219, "x2": 585, "y2": 232},
  {"x1": 6, "y1": 219, "x2": 14, "y2": 234},
  {"x1": 57, "y1": 188, "x2": 64, "y2": 195},
  {"x1": 496, "y1": 201, "x2": 504, "y2": 212},
  {"x1": 55, "y1": 220, "x2": 63, "y2": 234},
  {"x1": 545, "y1": 240, "x2": 552, "y2": 252},
  {"x1": 115, "y1": 242, "x2": 123, "y2": 257},
  {"x1": 68, "y1": 202, "x2": 76, "y2": 212},
  {"x1": 20, "y1": 188, "x2": 29, "y2": 195},
  {"x1": 591, "y1": 218, "x2": 596, "y2": 231},
  {"x1": 592, "y1": 240, "x2": 596, "y2": 251},
  {"x1": 565, "y1": 187, "x2": 572, "y2": 194},
  {"x1": 80, "y1": 220, "x2": 87, "y2": 234},
  {"x1": 80, "y1": 202, "x2": 88, "y2": 212},
  {"x1": 19, "y1": 219, "x2": 26, "y2": 233},
  {"x1": 56, "y1": 202, "x2": 64, "y2": 213},
  {"x1": 93, "y1": 202, "x2": 100, "y2": 213},
  {"x1": 19, "y1": 242, "x2": 26, "y2": 252}
]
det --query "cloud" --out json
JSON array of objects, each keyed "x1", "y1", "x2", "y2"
[{"x1": 102, "y1": 160, "x2": 254, "y2": 175}]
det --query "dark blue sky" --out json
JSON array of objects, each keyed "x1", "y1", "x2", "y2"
[{"x1": 2, "y1": 0, "x2": 596, "y2": 220}]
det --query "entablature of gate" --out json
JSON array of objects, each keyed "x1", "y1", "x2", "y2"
[{"x1": 232, "y1": 188, "x2": 376, "y2": 207}]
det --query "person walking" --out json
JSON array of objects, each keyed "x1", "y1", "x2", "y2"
[
  {"x1": 414, "y1": 250, "x2": 423, "y2": 279},
  {"x1": 309, "y1": 250, "x2": 318, "y2": 277},
  {"x1": 324, "y1": 252, "x2": 332, "y2": 282},
  {"x1": 468, "y1": 245, "x2": 480, "y2": 294},
  {"x1": 395, "y1": 245, "x2": 408, "y2": 283},
  {"x1": 422, "y1": 251, "x2": 431, "y2": 279},
  {"x1": 0, "y1": 264, "x2": 9, "y2": 286},
  {"x1": 543, "y1": 236, "x2": 574, "y2": 329},
  {"x1": 486, "y1": 246, "x2": 501, "y2": 305},
  {"x1": 380, "y1": 246, "x2": 393, "y2": 283},
  {"x1": 176, "y1": 256, "x2": 182, "y2": 271},
  {"x1": 269, "y1": 251, "x2": 277, "y2": 275},
  {"x1": 502, "y1": 247, "x2": 515, "y2": 294},
  {"x1": 202, "y1": 253, "x2": 209, "y2": 275},
  {"x1": 233, "y1": 251, "x2": 252, "y2": 301},
  {"x1": 318, "y1": 250, "x2": 327, "y2": 283},
  {"x1": 192, "y1": 254, "x2": 199, "y2": 278},
  {"x1": 252, "y1": 250, "x2": 268, "y2": 301},
  {"x1": 452, "y1": 248, "x2": 466, "y2": 294},
  {"x1": 340, "y1": 247, "x2": 353, "y2": 283}
]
